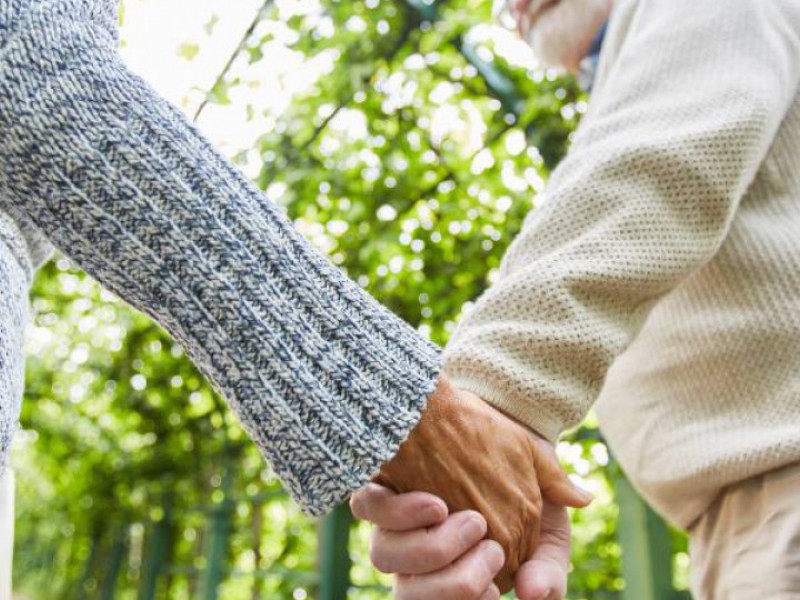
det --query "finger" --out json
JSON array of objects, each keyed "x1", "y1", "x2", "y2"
[
  {"x1": 350, "y1": 483, "x2": 448, "y2": 531},
  {"x1": 396, "y1": 540, "x2": 505, "y2": 600},
  {"x1": 532, "y1": 439, "x2": 594, "y2": 508},
  {"x1": 515, "y1": 503, "x2": 571, "y2": 600},
  {"x1": 478, "y1": 584, "x2": 501, "y2": 600},
  {"x1": 370, "y1": 510, "x2": 487, "y2": 575}
]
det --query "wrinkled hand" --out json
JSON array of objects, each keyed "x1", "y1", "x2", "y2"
[
  {"x1": 364, "y1": 374, "x2": 589, "y2": 591},
  {"x1": 351, "y1": 484, "x2": 572, "y2": 600}
]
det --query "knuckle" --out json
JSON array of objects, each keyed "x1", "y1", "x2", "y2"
[
  {"x1": 482, "y1": 584, "x2": 501, "y2": 600},
  {"x1": 349, "y1": 490, "x2": 373, "y2": 520},
  {"x1": 368, "y1": 534, "x2": 394, "y2": 573},
  {"x1": 348, "y1": 495, "x2": 365, "y2": 519},
  {"x1": 394, "y1": 577, "x2": 414, "y2": 600},
  {"x1": 422, "y1": 541, "x2": 452, "y2": 568},
  {"x1": 451, "y1": 578, "x2": 483, "y2": 599},
  {"x1": 551, "y1": 522, "x2": 572, "y2": 544},
  {"x1": 369, "y1": 548, "x2": 392, "y2": 574}
]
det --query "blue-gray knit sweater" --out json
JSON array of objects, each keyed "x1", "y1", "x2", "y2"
[{"x1": 0, "y1": 0, "x2": 441, "y2": 515}]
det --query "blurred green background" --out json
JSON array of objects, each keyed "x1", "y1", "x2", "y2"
[{"x1": 10, "y1": 0, "x2": 691, "y2": 598}]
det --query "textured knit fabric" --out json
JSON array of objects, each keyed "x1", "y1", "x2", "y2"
[
  {"x1": 444, "y1": 0, "x2": 800, "y2": 528},
  {"x1": 0, "y1": 214, "x2": 30, "y2": 487},
  {"x1": 0, "y1": 0, "x2": 441, "y2": 516}
]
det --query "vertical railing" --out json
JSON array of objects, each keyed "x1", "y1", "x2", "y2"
[
  {"x1": 76, "y1": 531, "x2": 102, "y2": 600},
  {"x1": 99, "y1": 524, "x2": 128, "y2": 600},
  {"x1": 612, "y1": 467, "x2": 678, "y2": 600},
  {"x1": 200, "y1": 456, "x2": 234, "y2": 600},
  {"x1": 139, "y1": 491, "x2": 174, "y2": 600},
  {"x1": 83, "y1": 477, "x2": 687, "y2": 600},
  {"x1": 318, "y1": 504, "x2": 353, "y2": 600},
  {"x1": 87, "y1": 483, "x2": 351, "y2": 599}
]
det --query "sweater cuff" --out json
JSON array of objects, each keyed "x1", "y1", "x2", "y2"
[{"x1": 443, "y1": 369, "x2": 566, "y2": 444}]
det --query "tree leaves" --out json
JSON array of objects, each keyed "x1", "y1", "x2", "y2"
[{"x1": 11, "y1": 1, "x2": 683, "y2": 598}]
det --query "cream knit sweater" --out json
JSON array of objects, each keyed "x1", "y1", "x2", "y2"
[{"x1": 444, "y1": 0, "x2": 800, "y2": 528}]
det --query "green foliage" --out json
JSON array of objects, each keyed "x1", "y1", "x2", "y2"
[{"x1": 11, "y1": 0, "x2": 687, "y2": 598}]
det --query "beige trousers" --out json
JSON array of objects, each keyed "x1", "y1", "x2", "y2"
[{"x1": 689, "y1": 462, "x2": 800, "y2": 600}]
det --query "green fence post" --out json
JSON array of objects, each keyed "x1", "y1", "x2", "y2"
[
  {"x1": 139, "y1": 493, "x2": 174, "y2": 600},
  {"x1": 99, "y1": 524, "x2": 129, "y2": 600},
  {"x1": 613, "y1": 469, "x2": 674, "y2": 600},
  {"x1": 77, "y1": 531, "x2": 102, "y2": 600},
  {"x1": 319, "y1": 503, "x2": 353, "y2": 600},
  {"x1": 200, "y1": 459, "x2": 234, "y2": 600}
]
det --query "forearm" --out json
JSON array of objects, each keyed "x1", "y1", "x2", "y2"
[
  {"x1": 0, "y1": 5, "x2": 441, "y2": 515},
  {"x1": 444, "y1": 122, "x2": 753, "y2": 441},
  {"x1": 444, "y1": 0, "x2": 800, "y2": 441}
]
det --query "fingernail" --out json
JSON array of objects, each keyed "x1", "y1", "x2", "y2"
[
  {"x1": 459, "y1": 514, "x2": 486, "y2": 545},
  {"x1": 534, "y1": 589, "x2": 552, "y2": 600},
  {"x1": 480, "y1": 540, "x2": 505, "y2": 572},
  {"x1": 422, "y1": 503, "x2": 445, "y2": 523},
  {"x1": 364, "y1": 482, "x2": 385, "y2": 495},
  {"x1": 576, "y1": 486, "x2": 594, "y2": 503}
]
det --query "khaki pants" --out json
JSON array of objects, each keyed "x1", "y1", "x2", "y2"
[{"x1": 689, "y1": 462, "x2": 800, "y2": 600}]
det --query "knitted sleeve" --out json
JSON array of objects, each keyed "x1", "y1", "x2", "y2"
[
  {"x1": 0, "y1": 213, "x2": 34, "y2": 473},
  {"x1": 443, "y1": 0, "x2": 800, "y2": 442},
  {"x1": 0, "y1": 2, "x2": 441, "y2": 516}
]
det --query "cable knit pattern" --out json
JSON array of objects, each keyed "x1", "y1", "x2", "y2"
[
  {"x1": 0, "y1": 0, "x2": 441, "y2": 516},
  {"x1": 444, "y1": 0, "x2": 800, "y2": 527}
]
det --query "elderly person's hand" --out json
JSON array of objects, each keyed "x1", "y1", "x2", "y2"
[
  {"x1": 510, "y1": 0, "x2": 612, "y2": 72},
  {"x1": 357, "y1": 375, "x2": 590, "y2": 592},
  {"x1": 351, "y1": 484, "x2": 573, "y2": 600}
]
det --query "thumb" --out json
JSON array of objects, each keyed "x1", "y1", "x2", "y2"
[
  {"x1": 531, "y1": 438, "x2": 593, "y2": 508},
  {"x1": 515, "y1": 501, "x2": 571, "y2": 600}
]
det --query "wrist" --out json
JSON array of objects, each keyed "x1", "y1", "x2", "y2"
[
  {"x1": 373, "y1": 373, "x2": 536, "y2": 490},
  {"x1": 441, "y1": 369, "x2": 564, "y2": 443},
  {"x1": 372, "y1": 373, "x2": 459, "y2": 490}
]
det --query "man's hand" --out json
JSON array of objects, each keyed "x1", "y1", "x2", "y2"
[
  {"x1": 366, "y1": 375, "x2": 590, "y2": 591},
  {"x1": 351, "y1": 484, "x2": 573, "y2": 600},
  {"x1": 515, "y1": 501, "x2": 572, "y2": 600}
]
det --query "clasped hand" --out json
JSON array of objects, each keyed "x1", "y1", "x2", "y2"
[{"x1": 351, "y1": 374, "x2": 591, "y2": 598}]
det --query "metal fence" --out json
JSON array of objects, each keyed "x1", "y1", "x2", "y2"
[
  {"x1": 77, "y1": 491, "x2": 355, "y2": 599},
  {"x1": 75, "y1": 469, "x2": 689, "y2": 600}
]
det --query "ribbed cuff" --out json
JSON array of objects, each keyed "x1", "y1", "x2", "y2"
[
  {"x1": 0, "y1": 10, "x2": 442, "y2": 515},
  {"x1": 443, "y1": 369, "x2": 566, "y2": 444}
]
